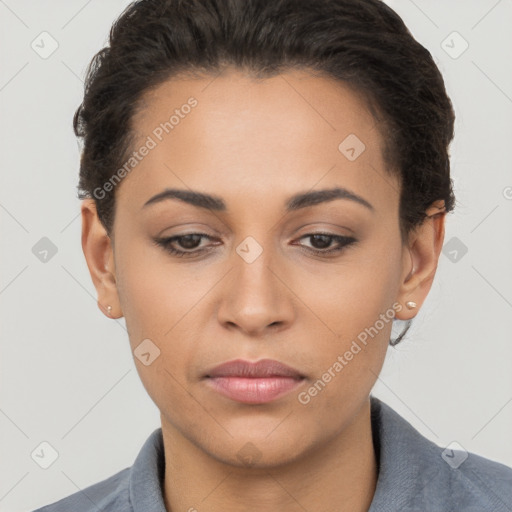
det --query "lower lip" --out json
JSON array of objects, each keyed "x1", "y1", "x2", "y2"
[{"x1": 205, "y1": 376, "x2": 305, "y2": 404}]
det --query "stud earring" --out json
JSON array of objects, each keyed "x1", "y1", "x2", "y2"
[
  {"x1": 107, "y1": 305, "x2": 112, "y2": 316},
  {"x1": 405, "y1": 301, "x2": 417, "y2": 309}
]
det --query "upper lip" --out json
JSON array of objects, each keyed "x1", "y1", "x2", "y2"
[{"x1": 205, "y1": 358, "x2": 304, "y2": 379}]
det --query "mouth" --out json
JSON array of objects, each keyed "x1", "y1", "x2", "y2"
[{"x1": 203, "y1": 358, "x2": 306, "y2": 404}]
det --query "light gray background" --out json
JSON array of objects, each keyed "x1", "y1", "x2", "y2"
[{"x1": 1, "y1": 1, "x2": 511, "y2": 511}]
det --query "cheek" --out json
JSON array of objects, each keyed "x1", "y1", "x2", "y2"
[
  {"x1": 297, "y1": 235, "x2": 402, "y2": 399},
  {"x1": 114, "y1": 238, "x2": 212, "y2": 397},
  {"x1": 295, "y1": 261, "x2": 396, "y2": 417},
  {"x1": 115, "y1": 238, "x2": 200, "y2": 340},
  {"x1": 299, "y1": 244, "x2": 402, "y2": 342},
  {"x1": 114, "y1": 248, "x2": 198, "y2": 416}
]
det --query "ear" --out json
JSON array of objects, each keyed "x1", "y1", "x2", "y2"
[
  {"x1": 395, "y1": 199, "x2": 446, "y2": 320},
  {"x1": 81, "y1": 199, "x2": 123, "y2": 319}
]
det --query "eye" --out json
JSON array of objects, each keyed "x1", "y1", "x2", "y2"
[
  {"x1": 153, "y1": 233, "x2": 218, "y2": 258},
  {"x1": 294, "y1": 233, "x2": 357, "y2": 256}
]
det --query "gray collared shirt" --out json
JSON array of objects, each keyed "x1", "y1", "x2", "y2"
[{"x1": 32, "y1": 396, "x2": 512, "y2": 511}]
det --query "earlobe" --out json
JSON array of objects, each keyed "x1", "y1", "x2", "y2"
[
  {"x1": 81, "y1": 199, "x2": 123, "y2": 319},
  {"x1": 395, "y1": 200, "x2": 446, "y2": 320}
]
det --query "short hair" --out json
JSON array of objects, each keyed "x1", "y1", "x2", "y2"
[{"x1": 73, "y1": 0, "x2": 456, "y2": 345}]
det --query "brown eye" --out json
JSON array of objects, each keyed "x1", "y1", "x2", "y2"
[
  {"x1": 175, "y1": 234, "x2": 204, "y2": 250},
  {"x1": 153, "y1": 233, "x2": 216, "y2": 258},
  {"x1": 308, "y1": 234, "x2": 333, "y2": 250},
  {"x1": 296, "y1": 233, "x2": 357, "y2": 256}
]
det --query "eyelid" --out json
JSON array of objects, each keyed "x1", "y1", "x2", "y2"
[{"x1": 292, "y1": 221, "x2": 355, "y2": 236}]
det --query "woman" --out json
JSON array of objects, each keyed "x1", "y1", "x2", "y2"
[{"x1": 34, "y1": 0, "x2": 512, "y2": 510}]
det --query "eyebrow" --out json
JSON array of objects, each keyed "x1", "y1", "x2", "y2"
[{"x1": 143, "y1": 186, "x2": 375, "y2": 213}]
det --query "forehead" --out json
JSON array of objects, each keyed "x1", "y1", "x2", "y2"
[
  {"x1": 134, "y1": 67, "x2": 380, "y2": 146},
  {"x1": 119, "y1": 67, "x2": 396, "y2": 213}
]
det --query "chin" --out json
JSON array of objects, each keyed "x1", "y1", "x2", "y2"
[{"x1": 202, "y1": 432, "x2": 311, "y2": 470}]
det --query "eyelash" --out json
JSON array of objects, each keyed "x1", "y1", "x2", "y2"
[{"x1": 153, "y1": 232, "x2": 357, "y2": 259}]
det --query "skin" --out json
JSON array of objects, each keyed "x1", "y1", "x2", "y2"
[{"x1": 81, "y1": 67, "x2": 446, "y2": 512}]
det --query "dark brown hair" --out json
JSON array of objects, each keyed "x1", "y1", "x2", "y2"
[{"x1": 73, "y1": 0, "x2": 456, "y2": 345}]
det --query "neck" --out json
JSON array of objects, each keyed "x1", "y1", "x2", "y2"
[{"x1": 161, "y1": 398, "x2": 377, "y2": 512}]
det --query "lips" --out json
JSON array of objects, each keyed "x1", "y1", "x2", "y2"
[
  {"x1": 204, "y1": 359, "x2": 305, "y2": 404},
  {"x1": 205, "y1": 358, "x2": 304, "y2": 379}
]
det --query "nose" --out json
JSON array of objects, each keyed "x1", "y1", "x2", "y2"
[{"x1": 217, "y1": 241, "x2": 295, "y2": 336}]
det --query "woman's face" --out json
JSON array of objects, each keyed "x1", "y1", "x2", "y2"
[{"x1": 83, "y1": 68, "x2": 443, "y2": 467}]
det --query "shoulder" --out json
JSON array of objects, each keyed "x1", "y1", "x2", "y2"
[
  {"x1": 31, "y1": 427, "x2": 165, "y2": 512},
  {"x1": 370, "y1": 396, "x2": 512, "y2": 512},
  {"x1": 455, "y1": 449, "x2": 512, "y2": 504},
  {"x1": 427, "y1": 440, "x2": 512, "y2": 511},
  {"x1": 31, "y1": 467, "x2": 132, "y2": 512}
]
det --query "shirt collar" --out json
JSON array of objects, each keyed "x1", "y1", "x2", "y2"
[
  {"x1": 129, "y1": 427, "x2": 167, "y2": 511},
  {"x1": 367, "y1": 394, "x2": 441, "y2": 511}
]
